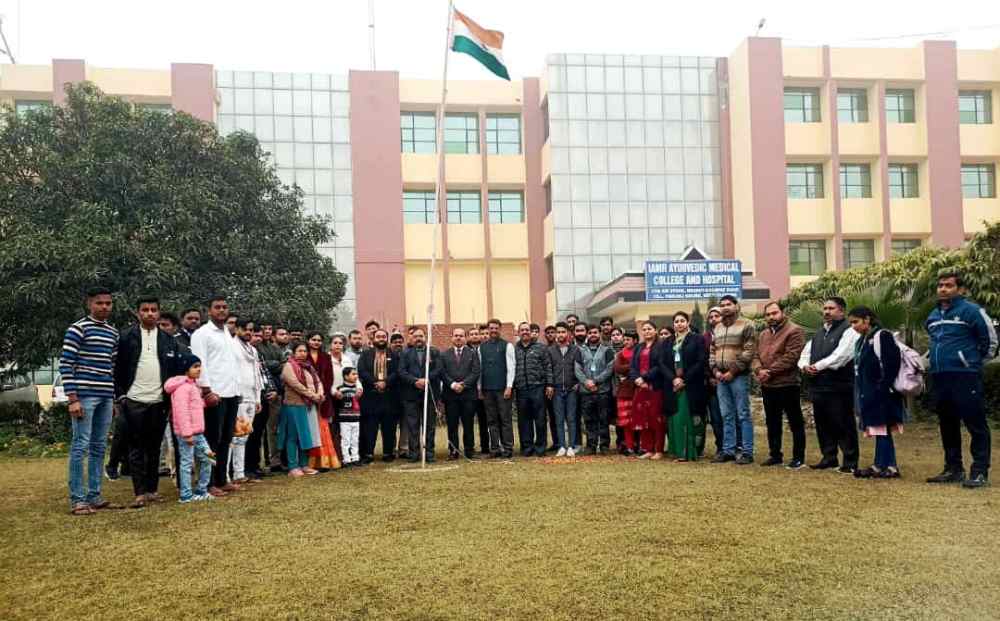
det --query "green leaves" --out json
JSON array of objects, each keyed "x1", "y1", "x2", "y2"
[
  {"x1": 0, "y1": 83, "x2": 347, "y2": 372},
  {"x1": 783, "y1": 226, "x2": 1000, "y2": 335}
]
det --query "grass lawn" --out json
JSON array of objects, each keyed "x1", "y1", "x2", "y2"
[{"x1": 1, "y1": 423, "x2": 998, "y2": 620}]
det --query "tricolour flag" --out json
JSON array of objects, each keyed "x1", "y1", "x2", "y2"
[{"x1": 450, "y1": 8, "x2": 510, "y2": 81}]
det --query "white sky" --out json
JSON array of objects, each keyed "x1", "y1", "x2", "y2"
[{"x1": 1, "y1": 0, "x2": 999, "y2": 79}]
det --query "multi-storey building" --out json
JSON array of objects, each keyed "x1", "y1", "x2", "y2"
[{"x1": 2, "y1": 37, "x2": 998, "y2": 332}]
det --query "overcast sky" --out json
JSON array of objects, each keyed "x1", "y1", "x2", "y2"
[{"x1": 1, "y1": 0, "x2": 999, "y2": 79}]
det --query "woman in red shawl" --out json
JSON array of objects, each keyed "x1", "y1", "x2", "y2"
[
  {"x1": 629, "y1": 321, "x2": 666, "y2": 459},
  {"x1": 613, "y1": 331, "x2": 639, "y2": 455},
  {"x1": 306, "y1": 332, "x2": 341, "y2": 471}
]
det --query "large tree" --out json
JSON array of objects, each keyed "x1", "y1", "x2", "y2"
[{"x1": 0, "y1": 83, "x2": 347, "y2": 372}]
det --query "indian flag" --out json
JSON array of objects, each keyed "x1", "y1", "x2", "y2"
[{"x1": 450, "y1": 8, "x2": 510, "y2": 81}]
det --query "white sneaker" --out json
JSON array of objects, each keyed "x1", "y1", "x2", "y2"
[
  {"x1": 556, "y1": 447, "x2": 567, "y2": 457},
  {"x1": 567, "y1": 447, "x2": 576, "y2": 457}
]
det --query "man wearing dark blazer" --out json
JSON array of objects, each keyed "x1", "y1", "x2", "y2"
[
  {"x1": 357, "y1": 329, "x2": 401, "y2": 463},
  {"x1": 398, "y1": 327, "x2": 443, "y2": 462},
  {"x1": 440, "y1": 327, "x2": 481, "y2": 460}
]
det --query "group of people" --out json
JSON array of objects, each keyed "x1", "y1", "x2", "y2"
[{"x1": 59, "y1": 270, "x2": 996, "y2": 514}]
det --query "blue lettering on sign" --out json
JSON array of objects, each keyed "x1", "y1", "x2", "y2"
[{"x1": 644, "y1": 260, "x2": 743, "y2": 301}]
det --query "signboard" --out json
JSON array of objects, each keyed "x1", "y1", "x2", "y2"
[{"x1": 645, "y1": 260, "x2": 743, "y2": 301}]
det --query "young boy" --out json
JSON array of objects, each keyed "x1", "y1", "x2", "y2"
[
  {"x1": 165, "y1": 354, "x2": 215, "y2": 503},
  {"x1": 337, "y1": 367, "x2": 362, "y2": 466}
]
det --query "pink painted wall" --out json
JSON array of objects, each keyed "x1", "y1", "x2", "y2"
[
  {"x1": 922, "y1": 41, "x2": 965, "y2": 247},
  {"x1": 747, "y1": 38, "x2": 790, "y2": 298},
  {"x1": 349, "y1": 70, "x2": 406, "y2": 329},
  {"x1": 522, "y1": 77, "x2": 548, "y2": 323},
  {"x1": 52, "y1": 59, "x2": 85, "y2": 106},
  {"x1": 823, "y1": 47, "x2": 845, "y2": 269},
  {"x1": 170, "y1": 63, "x2": 215, "y2": 122}
]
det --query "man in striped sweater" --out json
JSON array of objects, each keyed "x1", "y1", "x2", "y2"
[
  {"x1": 61, "y1": 286, "x2": 120, "y2": 515},
  {"x1": 709, "y1": 295, "x2": 757, "y2": 465}
]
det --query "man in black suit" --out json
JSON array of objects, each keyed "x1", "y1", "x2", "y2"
[
  {"x1": 357, "y1": 328, "x2": 401, "y2": 463},
  {"x1": 440, "y1": 327, "x2": 481, "y2": 460},
  {"x1": 398, "y1": 327, "x2": 443, "y2": 462}
]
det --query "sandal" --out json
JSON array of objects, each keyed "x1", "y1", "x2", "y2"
[
  {"x1": 854, "y1": 466, "x2": 882, "y2": 479},
  {"x1": 70, "y1": 503, "x2": 95, "y2": 516},
  {"x1": 129, "y1": 497, "x2": 147, "y2": 509},
  {"x1": 90, "y1": 500, "x2": 124, "y2": 510},
  {"x1": 145, "y1": 493, "x2": 164, "y2": 503}
]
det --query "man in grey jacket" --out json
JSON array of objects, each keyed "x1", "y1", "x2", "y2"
[{"x1": 575, "y1": 324, "x2": 615, "y2": 454}]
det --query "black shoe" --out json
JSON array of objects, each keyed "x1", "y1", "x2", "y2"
[
  {"x1": 158, "y1": 467, "x2": 172, "y2": 477},
  {"x1": 786, "y1": 459, "x2": 805, "y2": 470},
  {"x1": 809, "y1": 460, "x2": 839, "y2": 470},
  {"x1": 735, "y1": 454, "x2": 754, "y2": 465},
  {"x1": 361, "y1": 456, "x2": 374, "y2": 465},
  {"x1": 407, "y1": 454, "x2": 420, "y2": 463},
  {"x1": 962, "y1": 473, "x2": 990, "y2": 489},
  {"x1": 838, "y1": 464, "x2": 857, "y2": 475},
  {"x1": 622, "y1": 448, "x2": 635, "y2": 457},
  {"x1": 501, "y1": 452, "x2": 514, "y2": 459},
  {"x1": 269, "y1": 465, "x2": 285, "y2": 474},
  {"x1": 546, "y1": 445, "x2": 559, "y2": 454},
  {"x1": 927, "y1": 468, "x2": 965, "y2": 484},
  {"x1": 105, "y1": 465, "x2": 120, "y2": 481},
  {"x1": 854, "y1": 466, "x2": 880, "y2": 479},
  {"x1": 490, "y1": 451, "x2": 502, "y2": 459},
  {"x1": 520, "y1": 449, "x2": 533, "y2": 457},
  {"x1": 480, "y1": 449, "x2": 491, "y2": 456},
  {"x1": 760, "y1": 457, "x2": 783, "y2": 467},
  {"x1": 465, "y1": 452, "x2": 480, "y2": 460},
  {"x1": 877, "y1": 467, "x2": 901, "y2": 479},
  {"x1": 382, "y1": 454, "x2": 396, "y2": 463},
  {"x1": 711, "y1": 453, "x2": 735, "y2": 464},
  {"x1": 447, "y1": 453, "x2": 460, "y2": 461},
  {"x1": 426, "y1": 456, "x2": 436, "y2": 464}
]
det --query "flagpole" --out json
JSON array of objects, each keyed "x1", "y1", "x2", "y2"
[{"x1": 421, "y1": 0, "x2": 455, "y2": 470}]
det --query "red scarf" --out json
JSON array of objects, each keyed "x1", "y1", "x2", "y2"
[{"x1": 288, "y1": 356, "x2": 320, "y2": 390}]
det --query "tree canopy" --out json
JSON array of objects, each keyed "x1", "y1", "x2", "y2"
[
  {"x1": 0, "y1": 83, "x2": 347, "y2": 372},
  {"x1": 780, "y1": 220, "x2": 1000, "y2": 340}
]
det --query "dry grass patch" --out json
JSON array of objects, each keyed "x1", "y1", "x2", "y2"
[{"x1": 1, "y1": 424, "x2": 998, "y2": 620}]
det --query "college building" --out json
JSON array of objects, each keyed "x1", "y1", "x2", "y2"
[{"x1": 2, "y1": 37, "x2": 998, "y2": 331}]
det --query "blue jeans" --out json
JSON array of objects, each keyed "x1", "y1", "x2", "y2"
[
  {"x1": 68, "y1": 396, "x2": 113, "y2": 507},
  {"x1": 718, "y1": 374, "x2": 753, "y2": 457},
  {"x1": 874, "y1": 432, "x2": 897, "y2": 469},
  {"x1": 552, "y1": 389, "x2": 577, "y2": 449},
  {"x1": 177, "y1": 433, "x2": 213, "y2": 500}
]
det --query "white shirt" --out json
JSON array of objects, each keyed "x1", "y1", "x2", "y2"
[
  {"x1": 126, "y1": 327, "x2": 162, "y2": 403},
  {"x1": 798, "y1": 322, "x2": 860, "y2": 371},
  {"x1": 236, "y1": 338, "x2": 264, "y2": 404},
  {"x1": 190, "y1": 321, "x2": 242, "y2": 398}
]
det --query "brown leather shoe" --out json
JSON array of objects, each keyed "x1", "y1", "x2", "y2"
[{"x1": 207, "y1": 486, "x2": 227, "y2": 497}]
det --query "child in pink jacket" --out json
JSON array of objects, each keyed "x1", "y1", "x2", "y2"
[{"x1": 165, "y1": 355, "x2": 214, "y2": 503}]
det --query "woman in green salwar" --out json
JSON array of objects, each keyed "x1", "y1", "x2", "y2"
[{"x1": 663, "y1": 312, "x2": 708, "y2": 462}]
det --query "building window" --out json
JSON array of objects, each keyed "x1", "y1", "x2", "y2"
[
  {"x1": 891, "y1": 238, "x2": 922, "y2": 256},
  {"x1": 444, "y1": 114, "x2": 479, "y2": 154},
  {"x1": 784, "y1": 88, "x2": 821, "y2": 123},
  {"x1": 447, "y1": 191, "x2": 482, "y2": 223},
  {"x1": 843, "y1": 239, "x2": 876, "y2": 269},
  {"x1": 789, "y1": 240, "x2": 827, "y2": 276},
  {"x1": 837, "y1": 89, "x2": 869, "y2": 123},
  {"x1": 840, "y1": 164, "x2": 872, "y2": 198},
  {"x1": 403, "y1": 190, "x2": 437, "y2": 224},
  {"x1": 885, "y1": 89, "x2": 915, "y2": 123},
  {"x1": 961, "y1": 163, "x2": 997, "y2": 198},
  {"x1": 888, "y1": 163, "x2": 919, "y2": 198},
  {"x1": 486, "y1": 114, "x2": 522, "y2": 155},
  {"x1": 401, "y1": 112, "x2": 437, "y2": 153},
  {"x1": 786, "y1": 164, "x2": 824, "y2": 199},
  {"x1": 488, "y1": 191, "x2": 524, "y2": 223},
  {"x1": 959, "y1": 91, "x2": 993, "y2": 124},
  {"x1": 14, "y1": 100, "x2": 51, "y2": 116}
]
